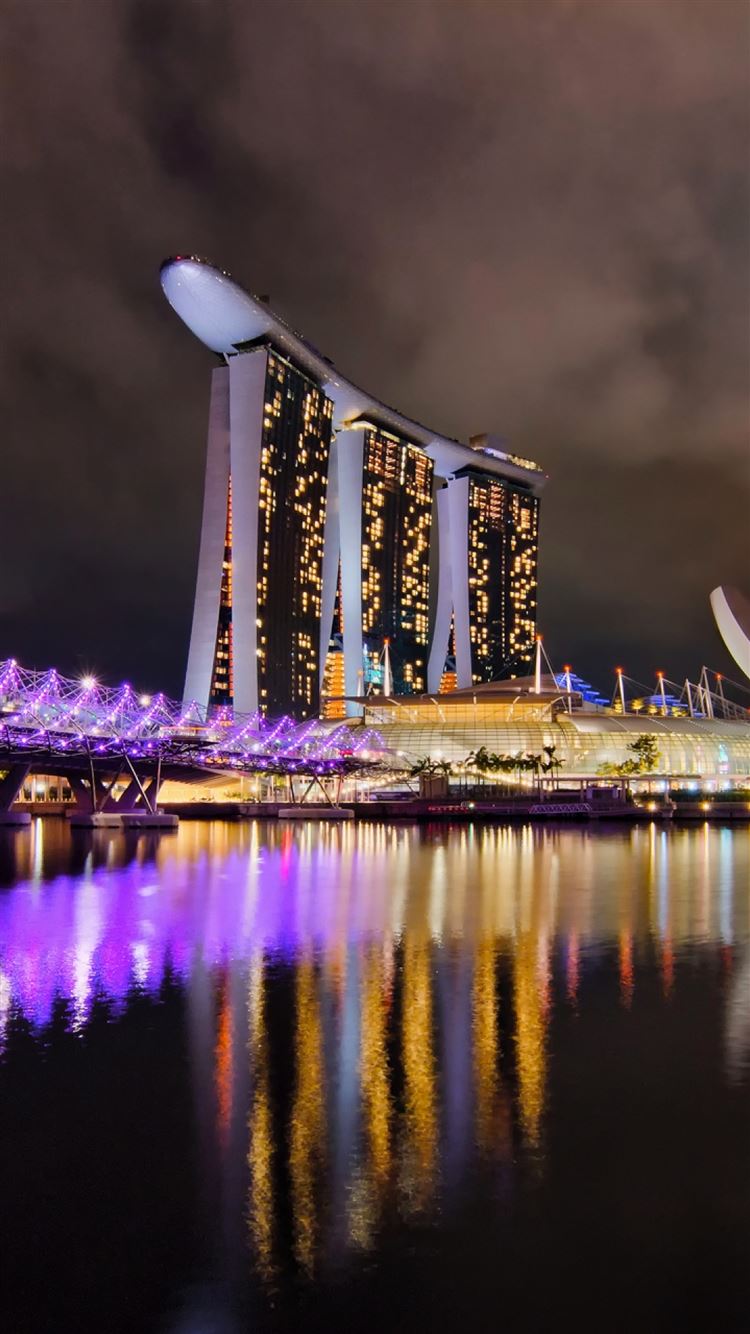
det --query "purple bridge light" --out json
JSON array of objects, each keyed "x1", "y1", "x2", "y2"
[{"x1": 0, "y1": 658, "x2": 387, "y2": 778}]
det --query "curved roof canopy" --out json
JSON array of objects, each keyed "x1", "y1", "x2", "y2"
[
  {"x1": 711, "y1": 586, "x2": 750, "y2": 683},
  {"x1": 160, "y1": 255, "x2": 545, "y2": 492}
]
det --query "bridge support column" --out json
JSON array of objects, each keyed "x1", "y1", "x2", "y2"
[
  {"x1": 106, "y1": 777, "x2": 141, "y2": 813},
  {"x1": 0, "y1": 764, "x2": 32, "y2": 824},
  {"x1": 119, "y1": 779, "x2": 177, "y2": 829},
  {"x1": 119, "y1": 757, "x2": 159, "y2": 814},
  {"x1": 0, "y1": 763, "x2": 30, "y2": 810},
  {"x1": 113, "y1": 772, "x2": 176, "y2": 827},
  {"x1": 67, "y1": 774, "x2": 94, "y2": 814}
]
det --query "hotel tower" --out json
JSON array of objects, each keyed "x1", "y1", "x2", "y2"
[{"x1": 161, "y1": 257, "x2": 546, "y2": 718}]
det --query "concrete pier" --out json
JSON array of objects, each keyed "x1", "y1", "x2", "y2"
[
  {"x1": 0, "y1": 810, "x2": 32, "y2": 827},
  {"x1": 68, "y1": 811, "x2": 180, "y2": 830},
  {"x1": 121, "y1": 812, "x2": 179, "y2": 830},
  {"x1": 69, "y1": 812, "x2": 124, "y2": 829},
  {"x1": 278, "y1": 806, "x2": 354, "y2": 821}
]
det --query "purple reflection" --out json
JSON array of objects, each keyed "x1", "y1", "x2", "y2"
[{"x1": 0, "y1": 830, "x2": 382, "y2": 1040}]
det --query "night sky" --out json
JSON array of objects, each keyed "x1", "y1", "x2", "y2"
[{"x1": 1, "y1": 0, "x2": 748, "y2": 698}]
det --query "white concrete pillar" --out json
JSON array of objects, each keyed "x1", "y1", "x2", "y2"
[
  {"x1": 228, "y1": 350, "x2": 267, "y2": 716},
  {"x1": 183, "y1": 366, "x2": 230, "y2": 708}
]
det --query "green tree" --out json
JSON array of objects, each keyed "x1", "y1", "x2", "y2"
[
  {"x1": 596, "y1": 733, "x2": 661, "y2": 778},
  {"x1": 627, "y1": 734, "x2": 661, "y2": 772}
]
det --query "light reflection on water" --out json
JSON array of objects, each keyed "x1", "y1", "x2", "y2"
[{"x1": 0, "y1": 818, "x2": 749, "y2": 1325}]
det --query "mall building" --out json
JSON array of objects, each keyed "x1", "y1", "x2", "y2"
[
  {"x1": 161, "y1": 257, "x2": 546, "y2": 719},
  {"x1": 358, "y1": 679, "x2": 750, "y2": 782}
]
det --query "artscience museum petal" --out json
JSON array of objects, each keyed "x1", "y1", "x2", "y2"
[{"x1": 711, "y1": 586, "x2": 750, "y2": 683}]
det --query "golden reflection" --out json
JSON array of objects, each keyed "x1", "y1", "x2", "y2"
[
  {"x1": 401, "y1": 940, "x2": 437, "y2": 1209},
  {"x1": 247, "y1": 954, "x2": 275, "y2": 1281},
  {"x1": 214, "y1": 973, "x2": 233, "y2": 1148},
  {"x1": 360, "y1": 946, "x2": 392, "y2": 1189},
  {"x1": 347, "y1": 1171, "x2": 376, "y2": 1252},
  {"x1": 289, "y1": 956, "x2": 326, "y2": 1273},
  {"x1": 326, "y1": 940, "x2": 347, "y2": 1010},
  {"x1": 513, "y1": 929, "x2": 547, "y2": 1149},
  {"x1": 344, "y1": 944, "x2": 394, "y2": 1255},
  {"x1": 355, "y1": 941, "x2": 398, "y2": 1246},
  {"x1": 473, "y1": 938, "x2": 501, "y2": 1155},
  {"x1": 619, "y1": 930, "x2": 634, "y2": 1008},
  {"x1": 662, "y1": 940, "x2": 674, "y2": 998},
  {"x1": 566, "y1": 931, "x2": 580, "y2": 1006}
]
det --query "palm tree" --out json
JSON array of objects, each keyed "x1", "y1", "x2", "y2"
[
  {"x1": 410, "y1": 757, "x2": 435, "y2": 777},
  {"x1": 541, "y1": 744, "x2": 564, "y2": 790},
  {"x1": 410, "y1": 755, "x2": 453, "y2": 797},
  {"x1": 466, "y1": 746, "x2": 494, "y2": 789},
  {"x1": 408, "y1": 756, "x2": 434, "y2": 794},
  {"x1": 467, "y1": 746, "x2": 491, "y2": 774},
  {"x1": 526, "y1": 752, "x2": 544, "y2": 795}
]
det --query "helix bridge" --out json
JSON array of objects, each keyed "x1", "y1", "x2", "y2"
[{"x1": 0, "y1": 658, "x2": 387, "y2": 817}]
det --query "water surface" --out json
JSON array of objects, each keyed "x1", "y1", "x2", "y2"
[{"x1": 0, "y1": 820, "x2": 748, "y2": 1332}]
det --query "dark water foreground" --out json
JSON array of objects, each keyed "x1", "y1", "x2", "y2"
[{"x1": 0, "y1": 820, "x2": 748, "y2": 1333}]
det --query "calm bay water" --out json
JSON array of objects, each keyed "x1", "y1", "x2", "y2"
[{"x1": 0, "y1": 819, "x2": 748, "y2": 1333}]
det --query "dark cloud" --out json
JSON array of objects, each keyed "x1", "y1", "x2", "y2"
[{"x1": 0, "y1": 0, "x2": 748, "y2": 694}]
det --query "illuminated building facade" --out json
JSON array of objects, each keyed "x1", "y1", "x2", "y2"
[
  {"x1": 463, "y1": 470, "x2": 540, "y2": 681},
  {"x1": 361, "y1": 427, "x2": 432, "y2": 692},
  {"x1": 332, "y1": 423, "x2": 433, "y2": 701},
  {"x1": 505, "y1": 483, "x2": 540, "y2": 674},
  {"x1": 161, "y1": 258, "x2": 546, "y2": 716},
  {"x1": 426, "y1": 438, "x2": 543, "y2": 691},
  {"x1": 210, "y1": 477, "x2": 233, "y2": 708},
  {"x1": 256, "y1": 351, "x2": 332, "y2": 717},
  {"x1": 320, "y1": 570, "x2": 345, "y2": 719}
]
